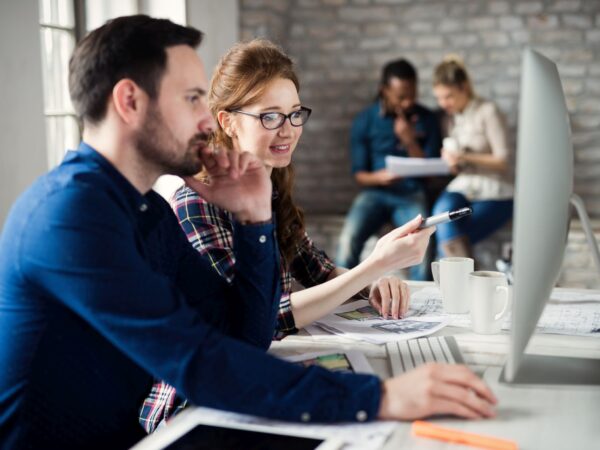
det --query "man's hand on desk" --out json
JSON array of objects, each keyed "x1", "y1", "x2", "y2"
[{"x1": 377, "y1": 364, "x2": 497, "y2": 420}]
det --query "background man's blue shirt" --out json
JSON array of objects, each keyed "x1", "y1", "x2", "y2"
[
  {"x1": 0, "y1": 143, "x2": 380, "y2": 449},
  {"x1": 350, "y1": 101, "x2": 442, "y2": 194}
]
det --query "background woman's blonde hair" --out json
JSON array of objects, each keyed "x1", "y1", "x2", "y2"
[
  {"x1": 433, "y1": 54, "x2": 475, "y2": 98},
  {"x1": 209, "y1": 39, "x2": 305, "y2": 267}
]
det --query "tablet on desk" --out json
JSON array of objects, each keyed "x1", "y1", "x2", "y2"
[
  {"x1": 131, "y1": 409, "x2": 345, "y2": 450},
  {"x1": 131, "y1": 350, "x2": 374, "y2": 450},
  {"x1": 160, "y1": 423, "x2": 340, "y2": 450}
]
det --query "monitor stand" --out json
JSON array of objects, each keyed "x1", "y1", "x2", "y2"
[
  {"x1": 500, "y1": 194, "x2": 600, "y2": 386},
  {"x1": 499, "y1": 354, "x2": 600, "y2": 385},
  {"x1": 570, "y1": 193, "x2": 600, "y2": 276}
]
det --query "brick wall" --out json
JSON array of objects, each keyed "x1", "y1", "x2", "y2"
[
  {"x1": 240, "y1": 0, "x2": 600, "y2": 215},
  {"x1": 239, "y1": 0, "x2": 600, "y2": 286}
]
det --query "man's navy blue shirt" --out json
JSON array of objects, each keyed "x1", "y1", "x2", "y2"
[
  {"x1": 350, "y1": 101, "x2": 442, "y2": 194},
  {"x1": 0, "y1": 143, "x2": 380, "y2": 449}
]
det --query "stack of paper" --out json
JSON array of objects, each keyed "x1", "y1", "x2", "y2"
[
  {"x1": 311, "y1": 300, "x2": 449, "y2": 344},
  {"x1": 385, "y1": 155, "x2": 450, "y2": 177}
]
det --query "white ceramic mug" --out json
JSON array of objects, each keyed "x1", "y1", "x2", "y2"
[
  {"x1": 442, "y1": 136, "x2": 460, "y2": 154},
  {"x1": 431, "y1": 257, "x2": 474, "y2": 313},
  {"x1": 469, "y1": 271, "x2": 510, "y2": 334}
]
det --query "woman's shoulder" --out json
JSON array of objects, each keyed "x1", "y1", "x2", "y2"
[
  {"x1": 171, "y1": 184, "x2": 230, "y2": 220},
  {"x1": 472, "y1": 97, "x2": 503, "y2": 118}
]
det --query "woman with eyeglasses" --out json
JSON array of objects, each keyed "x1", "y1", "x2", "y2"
[{"x1": 139, "y1": 39, "x2": 435, "y2": 432}]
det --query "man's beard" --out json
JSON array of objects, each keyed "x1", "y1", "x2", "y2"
[{"x1": 135, "y1": 105, "x2": 209, "y2": 177}]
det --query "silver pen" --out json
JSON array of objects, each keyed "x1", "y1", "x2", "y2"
[{"x1": 418, "y1": 207, "x2": 473, "y2": 229}]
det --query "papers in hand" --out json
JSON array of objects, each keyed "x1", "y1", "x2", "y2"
[
  {"x1": 385, "y1": 155, "x2": 450, "y2": 177},
  {"x1": 313, "y1": 300, "x2": 449, "y2": 344}
]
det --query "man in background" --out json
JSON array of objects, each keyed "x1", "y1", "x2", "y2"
[{"x1": 336, "y1": 59, "x2": 442, "y2": 280}]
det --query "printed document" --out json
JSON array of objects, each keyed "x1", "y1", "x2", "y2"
[
  {"x1": 385, "y1": 155, "x2": 450, "y2": 177},
  {"x1": 410, "y1": 286, "x2": 600, "y2": 336},
  {"x1": 285, "y1": 350, "x2": 374, "y2": 375},
  {"x1": 313, "y1": 300, "x2": 449, "y2": 344}
]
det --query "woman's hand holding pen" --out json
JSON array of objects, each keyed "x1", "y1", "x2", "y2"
[{"x1": 364, "y1": 215, "x2": 434, "y2": 274}]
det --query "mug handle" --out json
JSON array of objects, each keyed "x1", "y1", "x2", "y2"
[
  {"x1": 493, "y1": 285, "x2": 510, "y2": 322},
  {"x1": 431, "y1": 261, "x2": 440, "y2": 286}
]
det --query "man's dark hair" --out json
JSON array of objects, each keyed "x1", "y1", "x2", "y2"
[
  {"x1": 380, "y1": 58, "x2": 417, "y2": 86},
  {"x1": 69, "y1": 15, "x2": 203, "y2": 124}
]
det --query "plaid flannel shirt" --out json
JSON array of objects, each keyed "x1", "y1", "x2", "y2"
[{"x1": 139, "y1": 186, "x2": 336, "y2": 433}]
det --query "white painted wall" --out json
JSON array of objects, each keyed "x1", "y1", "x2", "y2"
[
  {"x1": 187, "y1": 0, "x2": 239, "y2": 79},
  {"x1": 0, "y1": 2, "x2": 47, "y2": 229}
]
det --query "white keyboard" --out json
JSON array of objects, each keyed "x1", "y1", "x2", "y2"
[{"x1": 386, "y1": 336, "x2": 465, "y2": 376}]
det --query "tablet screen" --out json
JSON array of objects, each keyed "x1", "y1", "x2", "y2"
[{"x1": 163, "y1": 423, "x2": 324, "y2": 450}]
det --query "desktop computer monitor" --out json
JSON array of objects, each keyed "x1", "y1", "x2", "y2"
[{"x1": 502, "y1": 48, "x2": 600, "y2": 385}]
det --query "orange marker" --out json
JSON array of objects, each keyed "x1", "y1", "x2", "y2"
[{"x1": 412, "y1": 421, "x2": 518, "y2": 450}]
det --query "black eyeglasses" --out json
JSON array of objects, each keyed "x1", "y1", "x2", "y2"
[{"x1": 228, "y1": 106, "x2": 312, "y2": 130}]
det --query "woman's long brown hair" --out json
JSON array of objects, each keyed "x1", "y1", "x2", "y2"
[{"x1": 208, "y1": 39, "x2": 305, "y2": 267}]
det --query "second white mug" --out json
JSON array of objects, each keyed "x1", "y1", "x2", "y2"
[
  {"x1": 469, "y1": 271, "x2": 511, "y2": 334},
  {"x1": 431, "y1": 257, "x2": 474, "y2": 313}
]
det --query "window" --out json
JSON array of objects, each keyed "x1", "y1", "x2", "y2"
[
  {"x1": 38, "y1": 0, "x2": 186, "y2": 169},
  {"x1": 86, "y1": 1, "x2": 186, "y2": 31},
  {"x1": 39, "y1": 0, "x2": 80, "y2": 168}
]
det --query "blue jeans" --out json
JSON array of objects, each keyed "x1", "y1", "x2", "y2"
[
  {"x1": 432, "y1": 191, "x2": 513, "y2": 257},
  {"x1": 336, "y1": 189, "x2": 429, "y2": 280}
]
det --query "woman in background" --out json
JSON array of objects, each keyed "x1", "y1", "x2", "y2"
[
  {"x1": 139, "y1": 39, "x2": 434, "y2": 432},
  {"x1": 431, "y1": 56, "x2": 514, "y2": 258}
]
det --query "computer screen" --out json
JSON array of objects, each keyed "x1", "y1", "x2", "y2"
[{"x1": 502, "y1": 48, "x2": 600, "y2": 385}]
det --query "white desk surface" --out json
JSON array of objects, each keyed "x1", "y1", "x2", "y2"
[
  {"x1": 271, "y1": 282, "x2": 600, "y2": 450},
  {"x1": 136, "y1": 282, "x2": 600, "y2": 450}
]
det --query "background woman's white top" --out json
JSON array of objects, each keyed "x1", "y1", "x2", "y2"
[{"x1": 442, "y1": 97, "x2": 514, "y2": 201}]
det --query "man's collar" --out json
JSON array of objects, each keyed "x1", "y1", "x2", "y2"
[
  {"x1": 378, "y1": 99, "x2": 387, "y2": 117},
  {"x1": 76, "y1": 141, "x2": 150, "y2": 214}
]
